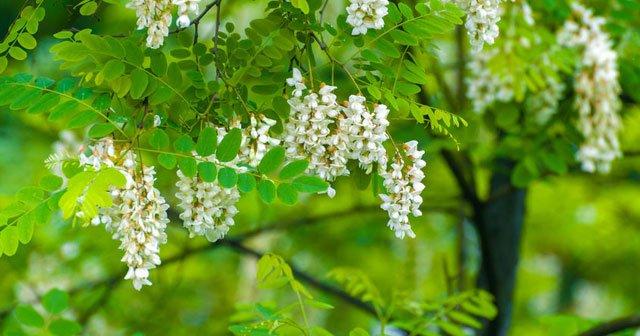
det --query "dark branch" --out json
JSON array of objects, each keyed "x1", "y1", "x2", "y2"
[{"x1": 578, "y1": 315, "x2": 640, "y2": 336}]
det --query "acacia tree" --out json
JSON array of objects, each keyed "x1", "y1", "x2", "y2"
[{"x1": 0, "y1": 0, "x2": 638, "y2": 335}]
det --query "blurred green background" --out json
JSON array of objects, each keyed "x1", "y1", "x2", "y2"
[{"x1": 1, "y1": 0, "x2": 639, "y2": 335}]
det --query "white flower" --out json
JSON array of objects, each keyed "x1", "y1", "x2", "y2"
[
  {"x1": 341, "y1": 95, "x2": 390, "y2": 173},
  {"x1": 153, "y1": 114, "x2": 162, "y2": 127},
  {"x1": 175, "y1": 126, "x2": 246, "y2": 241},
  {"x1": 239, "y1": 114, "x2": 281, "y2": 167},
  {"x1": 558, "y1": 2, "x2": 622, "y2": 173},
  {"x1": 175, "y1": 170, "x2": 240, "y2": 242},
  {"x1": 450, "y1": 0, "x2": 506, "y2": 52},
  {"x1": 286, "y1": 68, "x2": 307, "y2": 97},
  {"x1": 284, "y1": 78, "x2": 350, "y2": 183},
  {"x1": 126, "y1": 0, "x2": 200, "y2": 48},
  {"x1": 81, "y1": 139, "x2": 169, "y2": 290},
  {"x1": 379, "y1": 141, "x2": 426, "y2": 239},
  {"x1": 346, "y1": 0, "x2": 390, "y2": 35},
  {"x1": 285, "y1": 68, "x2": 391, "y2": 196}
]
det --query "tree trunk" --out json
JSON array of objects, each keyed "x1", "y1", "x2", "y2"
[{"x1": 476, "y1": 160, "x2": 527, "y2": 336}]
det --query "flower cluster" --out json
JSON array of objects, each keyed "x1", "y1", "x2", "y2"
[
  {"x1": 346, "y1": 0, "x2": 389, "y2": 35},
  {"x1": 379, "y1": 141, "x2": 426, "y2": 239},
  {"x1": 451, "y1": 0, "x2": 506, "y2": 52},
  {"x1": 240, "y1": 114, "x2": 281, "y2": 167},
  {"x1": 175, "y1": 170, "x2": 240, "y2": 242},
  {"x1": 80, "y1": 138, "x2": 170, "y2": 291},
  {"x1": 284, "y1": 68, "x2": 390, "y2": 196},
  {"x1": 126, "y1": 0, "x2": 200, "y2": 48},
  {"x1": 558, "y1": 2, "x2": 621, "y2": 173},
  {"x1": 175, "y1": 128, "x2": 246, "y2": 242},
  {"x1": 285, "y1": 69, "x2": 425, "y2": 237}
]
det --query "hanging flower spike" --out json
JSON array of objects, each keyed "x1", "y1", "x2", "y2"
[
  {"x1": 379, "y1": 141, "x2": 426, "y2": 239},
  {"x1": 81, "y1": 139, "x2": 169, "y2": 290},
  {"x1": 346, "y1": 0, "x2": 390, "y2": 36},
  {"x1": 558, "y1": 2, "x2": 621, "y2": 173}
]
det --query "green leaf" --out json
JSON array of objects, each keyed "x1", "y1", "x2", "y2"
[
  {"x1": 27, "y1": 93, "x2": 60, "y2": 114},
  {"x1": 17, "y1": 33, "x2": 37, "y2": 50},
  {"x1": 216, "y1": 128, "x2": 242, "y2": 162},
  {"x1": 53, "y1": 31, "x2": 74, "y2": 39},
  {"x1": 277, "y1": 183, "x2": 298, "y2": 205},
  {"x1": 79, "y1": 1, "x2": 98, "y2": 15},
  {"x1": 1, "y1": 226, "x2": 19, "y2": 256},
  {"x1": 42, "y1": 288, "x2": 68, "y2": 314},
  {"x1": 101, "y1": 59, "x2": 125, "y2": 81},
  {"x1": 58, "y1": 168, "x2": 126, "y2": 219},
  {"x1": 178, "y1": 157, "x2": 197, "y2": 177},
  {"x1": 257, "y1": 180, "x2": 276, "y2": 204},
  {"x1": 148, "y1": 129, "x2": 169, "y2": 149},
  {"x1": 0, "y1": 56, "x2": 7, "y2": 74},
  {"x1": 257, "y1": 146, "x2": 285, "y2": 174},
  {"x1": 17, "y1": 215, "x2": 34, "y2": 244},
  {"x1": 438, "y1": 321, "x2": 465, "y2": 336},
  {"x1": 198, "y1": 162, "x2": 217, "y2": 182},
  {"x1": 157, "y1": 153, "x2": 177, "y2": 169},
  {"x1": 174, "y1": 134, "x2": 195, "y2": 152},
  {"x1": 15, "y1": 305, "x2": 44, "y2": 328},
  {"x1": 129, "y1": 69, "x2": 148, "y2": 99},
  {"x1": 306, "y1": 298, "x2": 334, "y2": 310},
  {"x1": 349, "y1": 328, "x2": 370, "y2": 336},
  {"x1": 88, "y1": 123, "x2": 117, "y2": 138},
  {"x1": 8, "y1": 47, "x2": 27, "y2": 60},
  {"x1": 49, "y1": 318, "x2": 82, "y2": 336},
  {"x1": 218, "y1": 168, "x2": 238, "y2": 188},
  {"x1": 67, "y1": 110, "x2": 98, "y2": 129},
  {"x1": 292, "y1": 176, "x2": 328, "y2": 193},
  {"x1": 196, "y1": 127, "x2": 217, "y2": 157},
  {"x1": 311, "y1": 327, "x2": 334, "y2": 336},
  {"x1": 237, "y1": 173, "x2": 256, "y2": 193},
  {"x1": 291, "y1": 0, "x2": 310, "y2": 13},
  {"x1": 448, "y1": 310, "x2": 482, "y2": 329},
  {"x1": 40, "y1": 174, "x2": 63, "y2": 191},
  {"x1": 279, "y1": 160, "x2": 309, "y2": 180}
]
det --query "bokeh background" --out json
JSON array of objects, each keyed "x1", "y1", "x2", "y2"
[{"x1": 1, "y1": 0, "x2": 639, "y2": 335}]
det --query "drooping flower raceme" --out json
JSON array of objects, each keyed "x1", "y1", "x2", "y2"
[
  {"x1": 451, "y1": 0, "x2": 506, "y2": 52},
  {"x1": 284, "y1": 69, "x2": 391, "y2": 197},
  {"x1": 558, "y1": 2, "x2": 621, "y2": 173},
  {"x1": 284, "y1": 80, "x2": 351, "y2": 187},
  {"x1": 81, "y1": 138, "x2": 170, "y2": 291},
  {"x1": 240, "y1": 114, "x2": 281, "y2": 167},
  {"x1": 285, "y1": 69, "x2": 425, "y2": 238},
  {"x1": 126, "y1": 0, "x2": 200, "y2": 48},
  {"x1": 342, "y1": 95, "x2": 390, "y2": 173},
  {"x1": 346, "y1": 0, "x2": 390, "y2": 35},
  {"x1": 379, "y1": 141, "x2": 426, "y2": 239},
  {"x1": 175, "y1": 170, "x2": 241, "y2": 242},
  {"x1": 175, "y1": 128, "x2": 246, "y2": 242}
]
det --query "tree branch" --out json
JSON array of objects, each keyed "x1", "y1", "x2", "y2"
[{"x1": 578, "y1": 315, "x2": 640, "y2": 336}]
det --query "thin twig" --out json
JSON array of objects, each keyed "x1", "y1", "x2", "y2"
[{"x1": 578, "y1": 315, "x2": 640, "y2": 336}]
